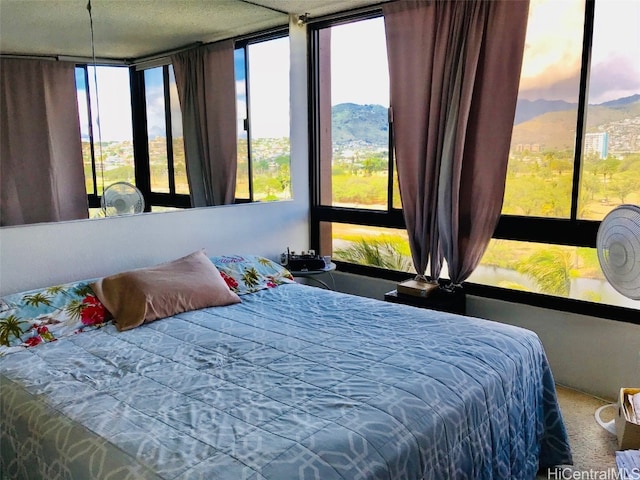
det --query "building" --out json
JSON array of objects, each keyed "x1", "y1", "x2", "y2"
[{"x1": 584, "y1": 131, "x2": 609, "y2": 159}]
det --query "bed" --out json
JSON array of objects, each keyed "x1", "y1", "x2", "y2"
[{"x1": 0, "y1": 253, "x2": 572, "y2": 479}]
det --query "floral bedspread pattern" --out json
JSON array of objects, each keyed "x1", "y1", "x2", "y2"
[
  {"x1": 0, "y1": 284, "x2": 572, "y2": 479},
  {"x1": 0, "y1": 281, "x2": 111, "y2": 356},
  {"x1": 0, "y1": 255, "x2": 293, "y2": 357},
  {"x1": 209, "y1": 255, "x2": 295, "y2": 295}
]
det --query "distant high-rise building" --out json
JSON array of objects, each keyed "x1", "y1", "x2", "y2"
[{"x1": 584, "y1": 132, "x2": 609, "y2": 159}]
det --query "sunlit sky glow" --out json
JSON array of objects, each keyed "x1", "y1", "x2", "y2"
[
  {"x1": 519, "y1": 0, "x2": 640, "y2": 104},
  {"x1": 79, "y1": 0, "x2": 639, "y2": 141}
]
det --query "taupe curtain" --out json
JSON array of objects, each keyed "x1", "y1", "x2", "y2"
[
  {"x1": 171, "y1": 41, "x2": 237, "y2": 207},
  {"x1": 1, "y1": 59, "x2": 88, "y2": 226},
  {"x1": 383, "y1": 0, "x2": 529, "y2": 285}
]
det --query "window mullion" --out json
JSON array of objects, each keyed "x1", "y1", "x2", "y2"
[
  {"x1": 83, "y1": 65, "x2": 99, "y2": 199},
  {"x1": 570, "y1": 0, "x2": 596, "y2": 221},
  {"x1": 129, "y1": 67, "x2": 151, "y2": 211},
  {"x1": 163, "y1": 65, "x2": 176, "y2": 196},
  {"x1": 387, "y1": 107, "x2": 395, "y2": 212},
  {"x1": 243, "y1": 45, "x2": 254, "y2": 202}
]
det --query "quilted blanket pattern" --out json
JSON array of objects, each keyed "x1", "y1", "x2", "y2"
[{"x1": 0, "y1": 284, "x2": 571, "y2": 479}]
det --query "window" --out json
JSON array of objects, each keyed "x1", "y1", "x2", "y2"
[
  {"x1": 144, "y1": 66, "x2": 188, "y2": 197},
  {"x1": 310, "y1": 1, "x2": 639, "y2": 317},
  {"x1": 236, "y1": 34, "x2": 291, "y2": 203},
  {"x1": 76, "y1": 31, "x2": 292, "y2": 212},
  {"x1": 317, "y1": 17, "x2": 392, "y2": 210},
  {"x1": 76, "y1": 65, "x2": 134, "y2": 216}
]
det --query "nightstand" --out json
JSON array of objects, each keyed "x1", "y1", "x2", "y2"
[
  {"x1": 384, "y1": 286, "x2": 466, "y2": 315},
  {"x1": 289, "y1": 263, "x2": 336, "y2": 289}
]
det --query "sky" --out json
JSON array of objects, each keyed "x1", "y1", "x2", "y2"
[
  {"x1": 518, "y1": 0, "x2": 640, "y2": 104},
  {"x1": 78, "y1": 0, "x2": 639, "y2": 141}
]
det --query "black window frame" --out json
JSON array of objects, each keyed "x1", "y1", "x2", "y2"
[
  {"x1": 235, "y1": 28, "x2": 291, "y2": 204},
  {"x1": 78, "y1": 27, "x2": 292, "y2": 211},
  {"x1": 308, "y1": 0, "x2": 639, "y2": 324},
  {"x1": 131, "y1": 64, "x2": 191, "y2": 210}
]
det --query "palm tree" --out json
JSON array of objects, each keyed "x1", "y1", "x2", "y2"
[
  {"x1": 335, "y1": 238, "x2": 412, "y2": 271},
  {"x1": 242, "y1": 267, "x2": 260, "y2": 288},
  {"x1": 517, "y1": 247, "x2": 573, "y2": 297},
  {"x1": 0, "y1": 315, "x2": 25, "y2": 347}
]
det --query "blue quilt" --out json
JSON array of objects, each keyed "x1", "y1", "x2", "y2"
[{"x1": 0, "y1": 283, "x2": 571, "y2": 479}]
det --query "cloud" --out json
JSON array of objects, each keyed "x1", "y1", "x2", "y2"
[
  {"x1": 518, "y1": 0, "x2": 639, "y2": 103},
  {"x1": 588, "y1": 57, "x2": 640, "y2": 104}
]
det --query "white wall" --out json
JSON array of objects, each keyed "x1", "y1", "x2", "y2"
[
  {"x1": 0, "y1": 17, "x2": 310, "y2": 296},
  {"x1": 330, "y1": 271, "x2": 640, "y2": 401},
  {"x1": 0, "y1": 201, "x2": 309, "y2": 295}
]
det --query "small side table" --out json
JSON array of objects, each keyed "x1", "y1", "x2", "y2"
[{"x1": 289, "y1": 263, "x2": 336, "y2": 289}]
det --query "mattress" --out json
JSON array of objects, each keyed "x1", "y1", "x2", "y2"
[{"x1": 1, "y1": 282, "x2": 572, "y2": 479}]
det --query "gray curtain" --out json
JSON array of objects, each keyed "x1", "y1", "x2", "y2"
[
  {"x1": 383, "y1": 0, "x2": 529, "y2": 285},
  {"x1": 1, "y1": 59, "x2": 88, "y2": 226},
  {"x1": 171, "y1": 41, "x2": 237, "y2": 207}
]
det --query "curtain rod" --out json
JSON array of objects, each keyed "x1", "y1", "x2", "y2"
[
  {"x1": 131, "y1": 42, "x2": 203, "y2": 68},
  {"x1": 0, "y1": 53, "x2": 127, "y2": 65},
  {"x1": 131, "y1": 25, "x2": 289, "y2": 69},
  {"x1": 237, "y1": 0, "x2": 289, "y2": 16},
  {"x1": 306, "y1": 0, "x2": 391, "y2": 26},
  {"x1": 0, "y1": 54, "x2": 58, "y2": 62}
]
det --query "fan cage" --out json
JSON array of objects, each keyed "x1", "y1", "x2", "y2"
[
  {"x1": 101, "y1": 182, "x2": 145, "y2": 216},
  {"x1": 596, "y1": 204, "x2": 640, "y2": 301}
]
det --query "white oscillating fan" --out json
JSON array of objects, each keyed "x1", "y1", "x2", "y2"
[
  {"x1": 596, "y1": 204, "x2": 640, "y2": 300},
  {"x1": 101, "y1": 182, "x2": 145, "y2": 216}
]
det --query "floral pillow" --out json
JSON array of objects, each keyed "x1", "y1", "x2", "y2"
[
  {"x1": 0, "y1": 281, "x2": 111, "y2": 356},
  {"x1": 209, "y1": 255, "x2": 294, "y2": 295}
]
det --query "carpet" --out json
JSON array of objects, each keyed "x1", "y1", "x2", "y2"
[{"x1": 537, "y1": 385, "x2": 619, "y2": 479}]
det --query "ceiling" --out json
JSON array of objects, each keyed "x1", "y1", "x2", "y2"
[{"x1": 0, "y1": 0, "x2": 386, "y2": 61}]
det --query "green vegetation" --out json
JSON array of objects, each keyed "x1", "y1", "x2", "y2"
[
  {"x1": 327, "y1": 99, "x2": 639, "y2": 305},
  {"x1": 335, "y1": 235, "x2": 412, "y2": 271},
  {"x1": 84, "y1": 137, "x2": 291, "y2": 202}
]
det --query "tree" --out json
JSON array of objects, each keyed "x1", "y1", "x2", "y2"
[
  {"x1": 609, "y1": 173, "x2": 637, "y2": 203},
  {"x1": 335, "y1": 238, "x2": 412, "y2": 271},
  {"x1": 516, "y1": 247, "x2": 573, "y2": 297}
]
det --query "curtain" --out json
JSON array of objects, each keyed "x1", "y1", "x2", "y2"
[
  {"x1": 171, "y1": 41, "x2": 237, "y2": 207},
  {"x1": 383, "y1": 0, "x2": 529, "y2": 285},
  {"x1": 0, "y1": 59, "x2": 88, "y2": 226}
]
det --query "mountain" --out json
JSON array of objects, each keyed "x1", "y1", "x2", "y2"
[
  {"x1": 514, "y1": 99, "x2": 577, "y2": 125},
  {"x1": 332, "y1": 103, "x2": 388, "y2": 147},
  {"x1": 512, "y1": 97, "x2": 640, "y2": 152},
  {"x1": 514, "y1": 94, "x2": 640, "y2": 125},
  {"x1": 598, "y1": 94, "x2": 640, "y2": 109},
  {"x1": 330, "y1": 94, "x2": 639, "y2": 153}
]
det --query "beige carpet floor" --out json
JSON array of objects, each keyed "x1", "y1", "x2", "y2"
[{"x1": 537, "y1": 385, "x2": 619, "y2": 479}]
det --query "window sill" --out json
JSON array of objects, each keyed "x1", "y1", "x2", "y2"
[{"x1": 335, "y1": 261, "x2": 640, "y2": 325}]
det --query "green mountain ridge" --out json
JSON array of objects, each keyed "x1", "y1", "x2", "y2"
[
  {"x1": 332, "y1": 103, "x2": 388, "y2": 146},
  {"x1": 331, "y1": 98, "x2": 640, "y2": 153},
  {"x1": 511, "y1": 101, "x2": 640, "y2": 152}
]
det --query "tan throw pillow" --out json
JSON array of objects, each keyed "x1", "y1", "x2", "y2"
[{"x1": 90, "y1": 250, "x2": 240, "y2": 332}]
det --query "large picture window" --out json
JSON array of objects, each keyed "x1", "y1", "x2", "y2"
[{"x1": 310, "y1": 0, "x2": 639, "y2": 316}]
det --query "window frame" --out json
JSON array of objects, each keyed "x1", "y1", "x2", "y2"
[
  {"x1": 78, "y1": 27, "x2": 292, "y2": 211},
  {"x1": 131, "y1": 64, "x2": 191, "y2": 210},
  {"x1": 235, "y1": 28, "x2": 290, "y2": 204},
  {"x1": 308, "y1": 0, "x2": 639, "y2": 324}
]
